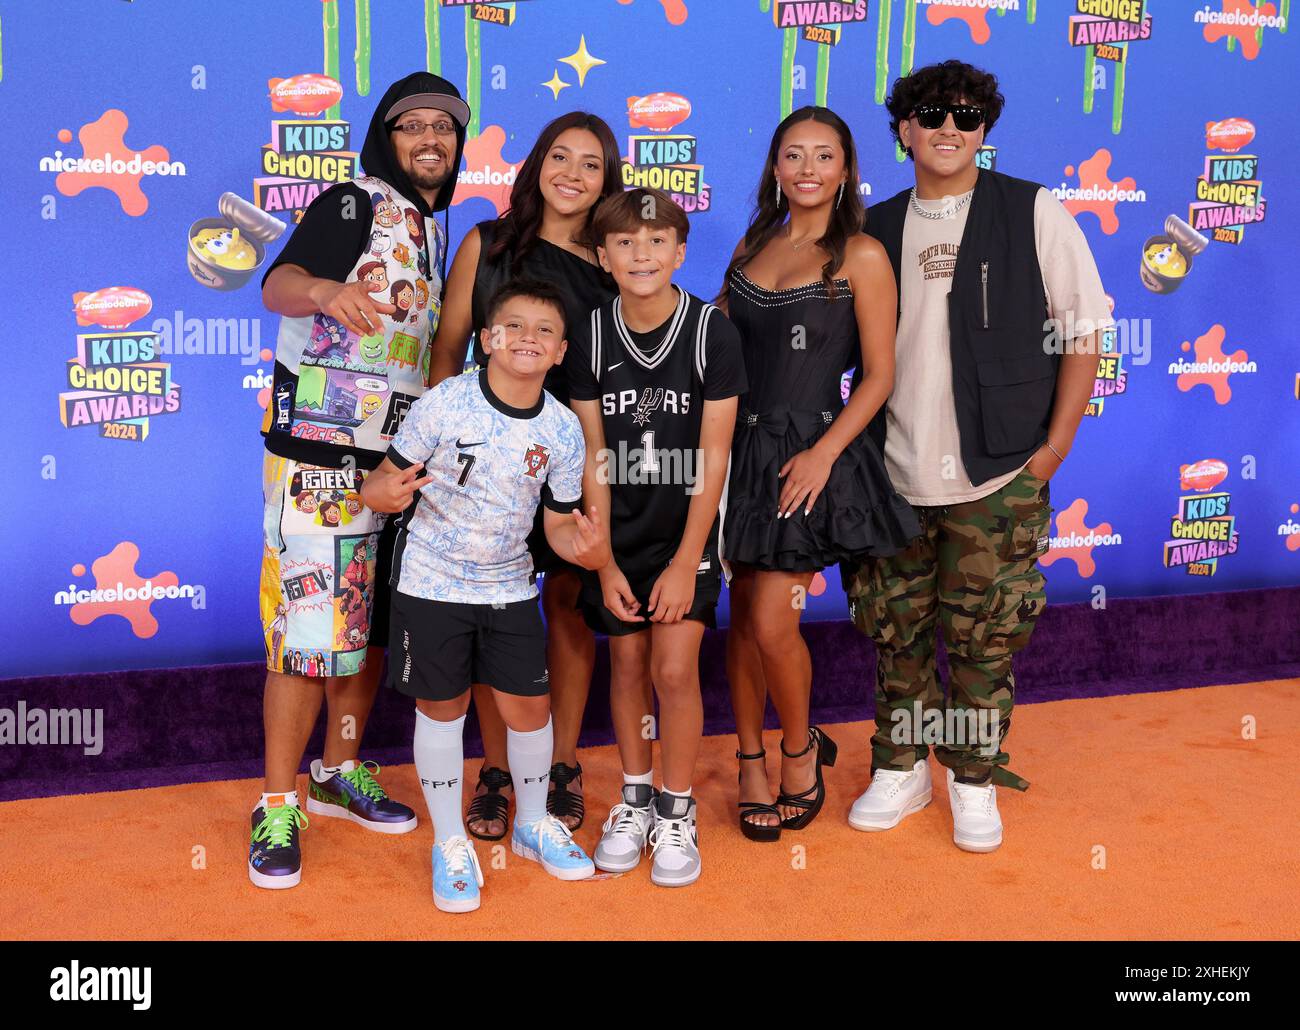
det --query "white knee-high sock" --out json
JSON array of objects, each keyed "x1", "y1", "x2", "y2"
[
  {"x1": 508, "y1": 719, "x2": 554, "y2": 826},
  {"x1": 414, "y1": 710, "x2": 466, "y2": 844}
]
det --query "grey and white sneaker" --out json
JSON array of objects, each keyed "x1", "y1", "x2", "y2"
[
  {"x1": 649, "y1": 792, "x2": 701, "y2": 888},
  {"x1": 594, "y1": 783, "x2": 655, "y2": 873}
]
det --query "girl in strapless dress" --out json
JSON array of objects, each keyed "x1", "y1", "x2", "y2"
[{"x1": 715, "y1": 106, "x2": 919, "y2": 841}]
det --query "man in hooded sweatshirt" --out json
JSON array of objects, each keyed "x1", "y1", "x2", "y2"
[{"x1": 249, "y1": 73, "x2": 470, "y2": 890}]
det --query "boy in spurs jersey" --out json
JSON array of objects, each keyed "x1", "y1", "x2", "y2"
[{"x1": 567, "y1": 188, "x2": 746, "y2": 887}]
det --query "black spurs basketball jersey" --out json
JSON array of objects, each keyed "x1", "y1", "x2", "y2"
[{"x1": 567, "y1": 287, "x2": 747, "y2": 573}]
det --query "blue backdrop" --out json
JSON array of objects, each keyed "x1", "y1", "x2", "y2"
[{"x1": 8, "y1": 0, "x2": 1297, "y2": 676}]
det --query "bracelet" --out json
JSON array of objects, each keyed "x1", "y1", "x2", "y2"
[{"x1": 1045, "y1": 441, "x2": 1066, "y2": 463}]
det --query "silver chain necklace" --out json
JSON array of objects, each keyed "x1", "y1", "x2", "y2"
[{"x1": 909, "y1": 187, "x2": 973, "y2": 220}]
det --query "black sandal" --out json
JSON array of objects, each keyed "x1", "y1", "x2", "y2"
[
  {"x1": 776, "y1": 727, "x2": 838, "y2": 830},
  {"x1": 546, "y1": 761, "x2": 585, "y2": 830},
  {"x1": 737, "y1": 748, "x2": 781, "y2": 842},
  {"x1": 466, "y1": 766, "x2": 513, "y2": 841}
]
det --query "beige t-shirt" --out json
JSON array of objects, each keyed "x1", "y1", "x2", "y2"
[{"x1": 884, "y1": 187, "x2": 1112, "y2": 506}]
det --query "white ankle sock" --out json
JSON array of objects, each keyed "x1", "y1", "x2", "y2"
[
  {"x1": 623, "y1": 770, "x2": 654, "y2": 787},
  {"x1": 257, "y1": 790, "x2": 299, "y2": 812},
  {"x1": 414, "y1": 710, "x2": 466, "y2": 844},
  {"x1": 313, "y1": 758, "x2": 356, "y2": 782},
  {"x1": 662, "y1": 786, "x2": 692, "y2": 799},
  {"x1": 508, "y1": 719, "x2": 553, "y2": 826}
]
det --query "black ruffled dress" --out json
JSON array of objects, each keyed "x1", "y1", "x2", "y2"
[{"x1": 723, "y1": 267, "x2": 920, "y2": 572}]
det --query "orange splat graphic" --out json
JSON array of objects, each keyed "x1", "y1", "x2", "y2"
[
  {"x1": 926, "y1": 3, "x2": 993, "y2": 44},
  {"x1": 1040, "y1": 499, "x2": 1112, "y2": 578},
  {"x1": 1203, "y1": 0, "x2": 1276, "y2": 60},
  {"x1": 68, "y1": 542, "x2": 180, "y2": 639},
  {"x1": 616, "y1": 0, "x2": 688, "y2": 24},
  {"x1": 809, "y1": 572, "x2": 827, "y2": 597},
  {"x1": 452, "y1": 125, "x2": 528, "y2": 217},
  {"x1": 1061, "y1": 150, "x2": 1136, "y2": 235},
  {"x1": 1288, "y1": 503, "x2": 1300, "y2": 552},
  {"x1": 1177, "y1": 325, "x2": 1248, "y2": 405},
  {"x1": 54, "y1": 110, "x2": 172, "y2": 217}
]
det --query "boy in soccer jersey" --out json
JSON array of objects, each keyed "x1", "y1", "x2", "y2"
[
  {"x1": 360, "y1": 279, "x2": 610, "y2": 912},
  {"x1": 567, "y1": 188, "x2": 746, "y2": 887}
]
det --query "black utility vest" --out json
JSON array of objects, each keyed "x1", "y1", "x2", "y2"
[{"x1": 865, "y1": 168, "x2": 1057, "y2": 487}]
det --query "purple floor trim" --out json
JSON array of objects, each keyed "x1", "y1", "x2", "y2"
[{"x1": 3, "y1": 586, "x2": 1297, "y2": 802}]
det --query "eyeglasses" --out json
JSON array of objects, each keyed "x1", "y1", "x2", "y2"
[
  {"x1": 911, "y1": 104, "x2": 985, "y2": 132},
  {"x1": 393, "y1": 119, "x2": 457, "y2": 137}
]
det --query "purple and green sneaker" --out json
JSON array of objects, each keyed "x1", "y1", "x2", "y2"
[
  {"x1": 306, "y1": 759, "x2": 418, "y2": 834},
  {"x1": 248, "y1": 797, "x2": 308, "y2": 890}
]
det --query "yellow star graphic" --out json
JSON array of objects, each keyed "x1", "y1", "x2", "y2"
[
  {"x1": 542, "y1": 69, "x2": 571, "y2": 100},
  {"x1": 559, "y1": 35, "x2": 606, "y2": 88}
]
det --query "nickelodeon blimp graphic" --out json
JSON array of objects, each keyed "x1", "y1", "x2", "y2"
[
  {"x1": 73, "y1": 287, "x2": 153, "y2": 329},
  {"x1": 268, "y1": 75, "x2": 345, "y2": 118}
]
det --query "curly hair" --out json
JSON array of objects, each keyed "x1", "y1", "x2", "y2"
[{"x1": 885, "y1": 61, "x2": 1005, "y2": 158}]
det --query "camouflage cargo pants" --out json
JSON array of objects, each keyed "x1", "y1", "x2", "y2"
[{"x1": 843, "y1": 469, "x2": 1052, "y2": 791}]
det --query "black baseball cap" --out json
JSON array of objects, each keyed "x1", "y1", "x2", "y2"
[{"x1": 384, "y1": 72, "x2": 471, "y2": 128}]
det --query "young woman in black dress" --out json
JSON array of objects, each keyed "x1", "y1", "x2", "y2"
[
  {"x1": 717, "y1": 107, "x2": 919, "y2": 840},
  {"x1": 427, "y1": 112, "x2": 621, "y2": 838}
]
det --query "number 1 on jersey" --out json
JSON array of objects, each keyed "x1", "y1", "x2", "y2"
[{"x1": 641, "y1": 431, "x2": 660, "y2": 474}]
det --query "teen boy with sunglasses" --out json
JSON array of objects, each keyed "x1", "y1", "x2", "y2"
[{"x1": 842, "y1": 61, "x2": 1111, "y2": 852}]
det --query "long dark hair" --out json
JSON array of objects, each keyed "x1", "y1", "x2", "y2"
[
  {"x1": 717, "y1": 106, "x2": 865, "y2": 304},
  {"x1": 486, "y1": 111, "x2": 623, "y2": 264}
]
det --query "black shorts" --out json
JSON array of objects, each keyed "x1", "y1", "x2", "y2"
[
  {"x1": 388, "y1": 591, "x2": 549, "y2": 701},
  {"x1": 578, "y1": 557, "x2": 721, "y2": 637}
]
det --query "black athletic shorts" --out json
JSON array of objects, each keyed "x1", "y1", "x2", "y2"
[
  {"x1": 578, "y1": 556, "x2": 721, "y2": 637},
  {"x1": 388, "y1": 590, "x2": 549, "y2": 701}
]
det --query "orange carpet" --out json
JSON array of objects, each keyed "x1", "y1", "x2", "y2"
[{"x1": 2, "y1": 679, "x2": 1297, "y2": 940}]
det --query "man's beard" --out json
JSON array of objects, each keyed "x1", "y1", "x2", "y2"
[{"x1": 406, "y1": 150, "x2": 452, "y2": 191}]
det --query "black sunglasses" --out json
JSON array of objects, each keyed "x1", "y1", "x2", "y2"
[{"x1": 911, "y1": 103, "x2": 986, "y2": 132}]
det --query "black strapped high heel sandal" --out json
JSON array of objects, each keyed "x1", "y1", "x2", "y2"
[
  {"x1": 776, "y1": 727, "x2": 838, "y2": 830},
  {"x1": 466, "y1": 766, "x2": 513, "y2": 841},
  {"x1": 546, "y1": 761, "x2": 585, "y2": 830},
  {"x1": 736, "y1": 748, "x2": 782, "y2": 842}
]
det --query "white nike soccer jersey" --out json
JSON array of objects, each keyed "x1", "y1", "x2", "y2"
[{"x1": 388, "y1": 369, "x2": 585, "y2": 605}]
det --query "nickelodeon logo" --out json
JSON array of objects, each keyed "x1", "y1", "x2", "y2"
[
  {"x1": 1040, "y1": 499, "x2": 1120, "y2": 578},
  {"x1": 1280, "y1": 503, "x2": 1300, "y2": 553},
  {"x1": 1169, "y1": 324, "x2": 1255, "y2": 404},
  {"x1": 453, "y1": 125, "x2": 520, "y2": 216},
  {"x1": 55, "y1": 542, "x2": 205, "y2": 639},
  {"x1": 1196, "y1": 3, "x2": 1287, "y2": 61},
  {"x1": 42, "y1": 110, "x2": 185, "y2": 217},
  {"x1": 1052, "y1": 149, "x2": 1145, "y2": 235}
]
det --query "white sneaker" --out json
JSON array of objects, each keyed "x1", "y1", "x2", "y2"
[
  {"x1": 848, "y1": 759, "x2": 932, "y2": 831},
  {"x1": 946, "y1": 768, "x2": 1002, "y2": 853}
]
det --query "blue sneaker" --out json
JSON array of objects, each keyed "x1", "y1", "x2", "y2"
[
  {"x1": 307, "y1": 760, "x2": 418, "y2": 834},
  {"x1": 511, "y1": 814, "x2": 595, "y2": 881},
  {"x1": 248, "y1": 798, "x2": 308, "y2": 890},
  {"x1": 432, "y1": 836, "x2": 484, "y2": 913}
]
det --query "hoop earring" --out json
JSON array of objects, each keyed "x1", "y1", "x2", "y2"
[{"x1": 836, "y1": 182, "x2": 846, "y2": 209}]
